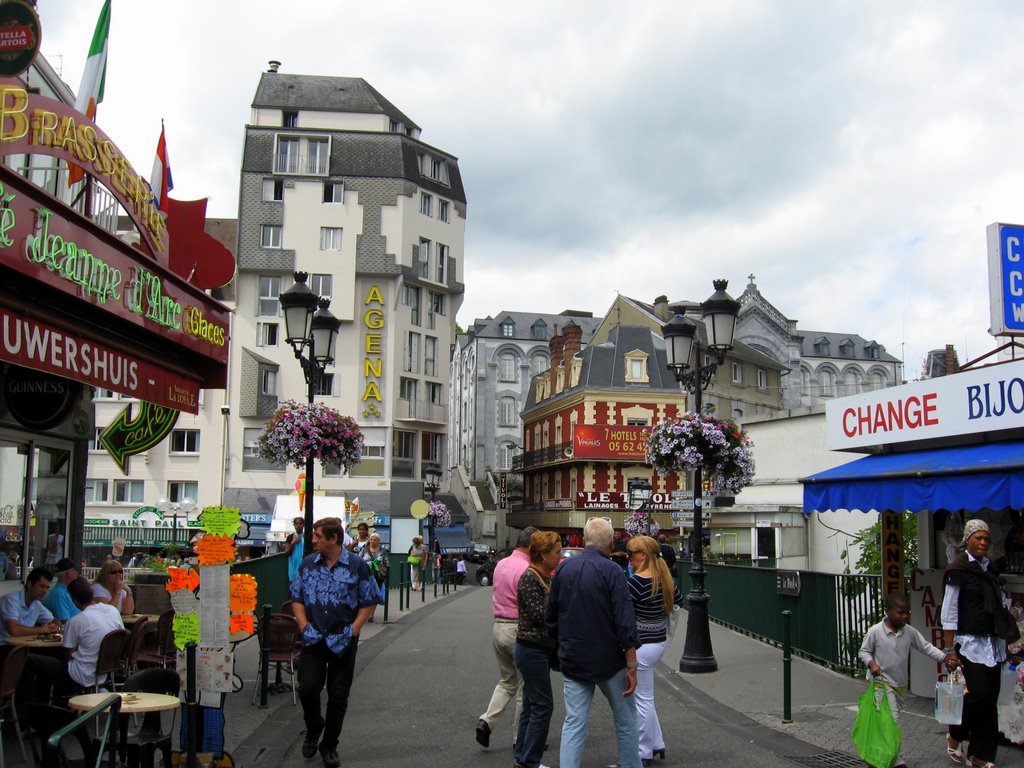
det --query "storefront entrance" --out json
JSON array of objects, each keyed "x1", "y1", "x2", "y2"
[{"x1": 0, "y1": 430, "x2": 72, "y2": 588}]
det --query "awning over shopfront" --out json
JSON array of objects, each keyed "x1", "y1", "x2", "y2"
[
  {"x1": 801, "y1": 439, "x2": 1024, "y2": 514},
  {"x1": 84, "y1": 526, "x2": 197, "y2": 547},
  {"x1": 433, "y1": 524, "x2": 473, "y2": 555}
]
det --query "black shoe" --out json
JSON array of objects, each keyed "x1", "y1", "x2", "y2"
[
  {"x1": 320, "y1": 746, "x2": 340, "y2": 768},
  {"x1": 301, "y1": 731, "x2": 320, "y2": 759},
  {"x1": 476, "y1": 718, "x2": 491, "y2": 747}
]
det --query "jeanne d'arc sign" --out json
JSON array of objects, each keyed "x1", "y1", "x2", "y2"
[{"x1": 0, "y1": 79, "x2": 230, "y2": 414}]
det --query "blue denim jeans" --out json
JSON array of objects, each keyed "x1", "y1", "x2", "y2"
[
  {"x1": 559, "y1": 669, "x2": 641, "y2": 768},
  {"x1": 514, "y1": 642, "x2": 554, "y2": 768}
]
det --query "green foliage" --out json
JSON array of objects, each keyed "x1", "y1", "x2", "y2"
[{"x1": 848, "y1": 513, "x2": 919, "y2": 575}]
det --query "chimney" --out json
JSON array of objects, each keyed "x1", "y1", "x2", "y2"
[
  {"x1": 268, "y1": 60, "x2": 282, "y2": 73},
  {"x1": 945, "y1": 344, "x2": 959, "y2": 375},
  {"x1": 549, "y1": 324, "x2": 563, "y2": 392},
  {"x1": 563, "y1": 321, "x2": 583, "y2": 374},
  {"x1": 653, "y1": 295, "x2": 669, "y2": 321}
]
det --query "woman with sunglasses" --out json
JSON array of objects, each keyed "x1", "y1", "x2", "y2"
[
  {"x1": 626, "y1": 535, "x2": 683, "y2": 766},
  {"x1": 91, "y1": 560, "x2": 135, "y2": 615}
]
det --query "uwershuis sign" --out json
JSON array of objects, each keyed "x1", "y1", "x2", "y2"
[{"x1": 825, "y1": 358, "x2": 1024, "y2": 451}]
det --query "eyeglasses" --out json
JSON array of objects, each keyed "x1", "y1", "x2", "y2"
[{"x1": 626, "y1": 550, "x2": 642, "y2": 556}]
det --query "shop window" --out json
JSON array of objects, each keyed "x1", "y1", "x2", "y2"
[
  {"x1": 168, "y1": 481, "x2": 198, "y2": 503},
  {"x1": 114, "y1": 480, "x2": 145, "y2": 504},
  {"x1": 170, "y1": 430, "x2": 200, "y2": 454},
  {"x1": 85, "y1": 479, "x2": 108, "y2": 503}
]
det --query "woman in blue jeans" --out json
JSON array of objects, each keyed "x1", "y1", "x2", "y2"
[{"x1": 513, "y1": 530, "x2": 562, "y2": 768}]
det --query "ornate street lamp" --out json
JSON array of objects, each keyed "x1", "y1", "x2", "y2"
[
  {"x1": 155, "y1": 496, "x2": 197, "y2": 549},
  {"x1": 280, "y1": 271, "x2": 341, "y2": 554},
  {"x1": 662, "y1": 278, "x2": 740, "y2": 674},
  {"x1": 424, "y1": 465, "x2": 442, "y2": 574},
  {"x1": 627, "y1": 478, "x2": 653, "y2": 536}
]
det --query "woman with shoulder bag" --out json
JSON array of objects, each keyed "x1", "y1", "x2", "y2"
[
  {"x1": 627, "y1": 535, "x2": 684, "y2": 766},
  {"x1": 407, "y1": 536, "x2": 427, "y2": 591},
  {"x1": 363, "y1": 534, "x2": 388, "y2": 622},
  {"x1": 513, "y1": 530, "x2": 561, "y2": 768}
]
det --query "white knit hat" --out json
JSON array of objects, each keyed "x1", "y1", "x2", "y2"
[{"x1": 961, "y1": 519, "x2": 990, "y2": 545}]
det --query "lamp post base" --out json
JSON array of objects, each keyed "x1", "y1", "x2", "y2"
[{"x1": 679, "y1": 591, "x2": 718, "y2": 674}]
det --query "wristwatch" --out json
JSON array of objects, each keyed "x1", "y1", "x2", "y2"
[{"x1": 626, "y1": 662, "x2": 638, "y2": 669}]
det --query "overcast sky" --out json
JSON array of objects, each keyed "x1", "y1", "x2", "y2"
[{"x1": 40, "y1": 1, "x2": 1024, "y2": 379}]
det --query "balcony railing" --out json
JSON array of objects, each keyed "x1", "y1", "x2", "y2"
[
  {"x1": 511, "y1": 441, "x2": 574, "y2": 471},
  {"x1": 274, "y1": 153, "x2": 329, "y2": 175},
  {"x1": 396, "y1": 397, "x2": 445, "y2": 423}
]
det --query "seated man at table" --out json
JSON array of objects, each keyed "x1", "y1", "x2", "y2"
[
  {"x1": 25, "y1": 577, "x2": 125, "y2": 703},
  {"x1": 41, "y1": 558, "x2": 81, "y2": 624},
  {"x1": 0, "y1": 567, "x2": 59, "y2": 647}
]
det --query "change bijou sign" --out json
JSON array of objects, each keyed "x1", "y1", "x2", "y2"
[{"x1": 825, "y1": 357, "x2": 1024, "y2": 451}]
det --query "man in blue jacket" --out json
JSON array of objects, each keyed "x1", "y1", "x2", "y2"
[{"x1": 546, "y1": 517, "x2": 641, "y2": 768}]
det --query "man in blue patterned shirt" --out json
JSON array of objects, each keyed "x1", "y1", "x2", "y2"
[{"x1": 290, "y1": 517, "x2": 381, "y2": 768}]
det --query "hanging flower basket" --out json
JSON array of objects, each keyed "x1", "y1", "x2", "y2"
[
  {"x1": 257, "y1": 400, "x2": 364, "y2": 472},
  {"x1": 644, "y1": 412, "x2": 755, "y2": 495},
  {"x1": 623, "y1": 510, "x2": 660, "y2": 538},
  {"x1": 428, "y1": 500, "x2": 452, "y2": 528}
]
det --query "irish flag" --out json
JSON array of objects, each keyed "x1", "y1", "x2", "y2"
[
  {"x1": 68, "y1": 0, "x2": 110, "y2": 185},
  {"x1": 151, "y1": 121, "x2": 173, "y2": 211}
]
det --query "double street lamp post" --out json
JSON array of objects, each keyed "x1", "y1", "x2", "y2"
[
  {"x1": 155, "y1": 497, "x2": 196, "y2": 550},
  {"x1": 279, "y1": 271, "x2": 342, "y2": 555},
  {"x1": 423, "y1": 465, "x2": 442, "y2": 566},
  {"x1": 661, "y1": 279, "x2": 740, "y2": 674}
]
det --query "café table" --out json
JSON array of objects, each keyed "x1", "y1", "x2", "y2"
[
  {"x1": 4, "y1": 633, "x2": 65, "y2": 649},
  {"x1": 68, "y1": 691, "x2": 180, "y2": 715},
  {"x1": 121, "y1": 613, "x2": 160, "y2": 626},
  {"x1": 69, "y1": 691, "x2": 180, "y2": 766}
]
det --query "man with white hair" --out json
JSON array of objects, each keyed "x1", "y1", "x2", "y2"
[{"x1": 546, "y1": 517, "x2": 641, "y2": 768}]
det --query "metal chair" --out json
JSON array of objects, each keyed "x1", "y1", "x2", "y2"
[
  {"x1": 251, "y1": 613, "x2": 301, "y2": 705},
  {"x1": 92, "y1": 629, "x2": 129, "y2": 693},
  {"x1": 136, "y1": 610, "x2": 175, "y2": 668},
  {"x1": 0, "y1": 644, "x2": 29, "y2": 762},
  {"x1": 122, "y1": 668, "x2": 180, "y2": 768},
  {"x1": 116, "y1": 616, "x2": 150, "y2": 688}
]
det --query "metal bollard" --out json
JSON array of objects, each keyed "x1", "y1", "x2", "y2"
[
  {"x1": 382, "y1": 573, "x2": 390, "y2": 622},
  {"x1": 782, "y1": 609, "x2": 792, "y2": 723},
  {"x1": 259, "y1": 604, "x2": 272, "y2": 708}
]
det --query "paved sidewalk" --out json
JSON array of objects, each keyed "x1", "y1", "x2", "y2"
[{"x1": 672, "y1": 619, "x2": 1024, "y2": 768}]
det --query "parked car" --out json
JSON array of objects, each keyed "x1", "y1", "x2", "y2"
[
  {"x1": 469, "y1": 543, "x2": 493, "y2": 564},
  {"x1": 475, "y1": 548, "x2": 513, "y2": 586}
]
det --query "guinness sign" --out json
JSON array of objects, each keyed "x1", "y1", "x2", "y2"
[{"x1": 4, "y1": 365, "x2": 78, "y2": 430}]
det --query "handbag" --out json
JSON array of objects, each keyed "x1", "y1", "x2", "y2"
[
  {"x1": 1005, "y1": 607, "x2": 1022, "y2": 644},
  {"x1": 407, "y1": 555, "x2": 421, "y2": 565},
  {"x1": 666, "y1": 604, "x2": 681, "y2": 641},
  {"x1": 851, "y1": 680, "x2": 901, "y2": 768}
]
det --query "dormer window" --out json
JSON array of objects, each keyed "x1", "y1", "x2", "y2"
[
  {"x1": 419, "y1": 154, "x2": 450, "y2": 185},
  {"x1": 624, "y1": 350, "x2": 649, "y2": 384},
  {"x1": 813, "y1": 337, "x2": 830, "y2": 356},
  {"x1": 865, "y1": 342, "x2": 881, "y2": 359},
  {"x1": 501, "y1": 318, "x2": 515, "y2": 337},
  {"x1": 283, "y1": 111, "x2": 298, "y2": 128},
  {"x1": 531, "y1": 319, "x2": 548, "y2": 340},
  {"x1": 839, "y1": 339, "x2": 855, "y2": 357}
]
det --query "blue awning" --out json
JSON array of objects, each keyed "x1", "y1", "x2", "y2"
[
  {"x1": 433, "y1": 524, "x2": 473, "y2": 555},
  {"x1": 801, "y1": 440, "x2": 1024, "y2": 514}
]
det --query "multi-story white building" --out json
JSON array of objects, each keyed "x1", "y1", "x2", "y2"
[{"x1": 221, "y1": 64, "x2": 466, "y2": 547}]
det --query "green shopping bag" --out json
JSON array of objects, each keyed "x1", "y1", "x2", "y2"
[{"x1": 851, "y1": 680, "x2": 901, "y2": 768}]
